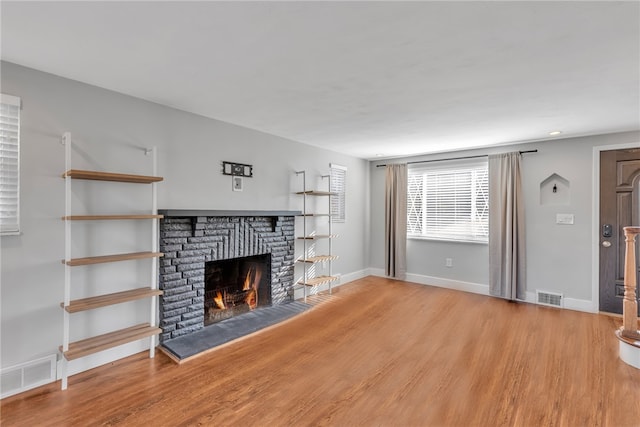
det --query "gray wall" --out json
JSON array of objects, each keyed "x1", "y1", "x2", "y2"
[
  {"x1": 0, "y1": 61, "x2": 369, "y2": 373},
  {"x1": 370, "y1": 132, "x2": 640, "y2": 307},
  {"x1": 2, "y1": 58, "x2": 637, "y2": 378}
]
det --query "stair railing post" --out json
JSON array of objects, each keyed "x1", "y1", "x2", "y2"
[{"x1": 622, "y1": 226, "x2": 640, "y2": 340}]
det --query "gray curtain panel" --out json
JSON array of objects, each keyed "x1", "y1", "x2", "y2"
[
  {"x1": 385, "y1": 164, "x2": 408, "y2": 279},
  {"x1": 488, "y1": 152, "x2": 526, "y2": 300}
]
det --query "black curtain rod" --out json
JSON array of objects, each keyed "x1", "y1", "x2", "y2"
[{"x1": 375, "y1": 149, "x2": 538, "y2": 167}]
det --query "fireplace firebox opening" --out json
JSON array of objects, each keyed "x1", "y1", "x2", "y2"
[{"x1": 204, "y1": 254, "x2": 272, "y2": 326}]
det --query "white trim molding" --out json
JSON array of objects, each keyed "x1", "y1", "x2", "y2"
[
  {"x1": 369, "y1": 268, "x2": 488, "y2": 295},
  {"x1": 339, "y1": 269, "x2": 369, "y2": 285},
  {"x1": 404, "y1": 273, "x2": 489, "y2": 296},
  {"x1": 370, "y1": 269, "x2": 594, "y2": 313}
]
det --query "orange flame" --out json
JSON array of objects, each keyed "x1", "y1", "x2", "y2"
[
  {"x1": 243, "y1": 266, "x2": 255, "y2": 291},
  {"x1": 213, "y1": 291, "x2": 226, "y2": 309},
  {"x1": 243, "y1": 266, "x2": 262, "y2": 309}
]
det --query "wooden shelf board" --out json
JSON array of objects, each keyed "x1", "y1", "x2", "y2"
[
  {"x1": 61, "y1": 324, "x2": 161, "y2": 360},
  {"x1": 297, "y1": 235, "x2": 337, "y2": 240},
  {"x1": 64, "y1": 251, "x2": 163, "y2": 266},
  {"x1": 62, "y1": 169, "x2": 163, "y2": 184},
  {"x1": 298, "y1": 275, "x2": 339, "y2": 287},
  {"x1": 62, "y1": 214, "x2": 164, "y2": 221},
  {"x1": 295, "y1": 191, "x2": 337, "y2": 196},
  {"x1": 298, "y1": 255, "x2": 338, "y2": 263},
  {"x1": 62, "y1": 288, "x2": 163, "y2": 313}
]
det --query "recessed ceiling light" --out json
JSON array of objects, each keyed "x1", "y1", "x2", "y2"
[
  {"x1": 549, "y1": 131, "x2": 562, "y2": 136},
  {"x1": 375, "y1": 153, "x2": 384, "y2": 157}
]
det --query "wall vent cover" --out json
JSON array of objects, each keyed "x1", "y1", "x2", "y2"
[
  {"x1": 0, "y1": 354, "x2": 57, "y2": 399},
  {"x1": 536, "y1": 290, "x2": 563, "y2": 308}
]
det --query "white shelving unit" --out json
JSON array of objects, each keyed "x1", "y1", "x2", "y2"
[
  {"x1": 295, "y1": 170, "x2": 339, "y2": 302},
  {"x1": 60, "y1": 132, "x2": 163, "y2": 390}
]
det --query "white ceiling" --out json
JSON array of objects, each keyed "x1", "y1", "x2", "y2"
[{"x1": 1, "y1": 1, "x2": 639, "y2": 160}]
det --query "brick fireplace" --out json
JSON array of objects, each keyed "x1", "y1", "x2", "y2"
[{"x1": 157, "y1": 210, "x2": 299, "y2": 342}]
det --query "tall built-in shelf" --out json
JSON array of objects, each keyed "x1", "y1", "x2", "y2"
[
  {"x1": 60, "y1": 132, "x2": 163, "y2": 390},
  {"x1": 294, "y1": 170, "x2": 340, "y2": 301}
]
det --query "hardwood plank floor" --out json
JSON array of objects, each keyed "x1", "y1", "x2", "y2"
[{"x1": 2, "y1": 276, "x2": 639, "y2": 426}]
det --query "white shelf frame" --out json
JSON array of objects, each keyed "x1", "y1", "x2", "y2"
[
  {"x1": 295, "y1": 170, "x2": 338, "y2": 302},
  {"x1": 60, "y1": 132, "x2": 161, "y2": 390}
]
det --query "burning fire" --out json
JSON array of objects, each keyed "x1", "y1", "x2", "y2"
[
  {"x1": 213, "y1": 291, "x2": 226, "y2": 310},
  {"x1": 210, "y1": 265, "x2": 263, "y2": 312},
  {"x1": 243, "y1": 266, "x2": 262, "y2": 309},
  {"x1": 246, "y1": 289, "x2": 257, "y2": 309}
]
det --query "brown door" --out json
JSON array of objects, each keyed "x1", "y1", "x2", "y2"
[{"x1": 599, "y1": 147, "x2": 640, "y2": 314}]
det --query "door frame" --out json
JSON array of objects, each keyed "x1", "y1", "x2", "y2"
[{"x1": 592, "y1": 142, "x2": 640, "y2": 313}]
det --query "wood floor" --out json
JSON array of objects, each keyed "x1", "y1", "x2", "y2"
[{"x1": 2, "y1": 276, "x2": 639, "y2": 426}]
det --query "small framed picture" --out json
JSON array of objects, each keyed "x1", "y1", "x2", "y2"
[{"x1": 233, "y1": 176, "x2": 243, "y2": 192}]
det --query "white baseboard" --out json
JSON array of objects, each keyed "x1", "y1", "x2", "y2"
[
  {"x1": 525, "y1": 291, "x2": 595, "y2": 313},
  {"x1": 340, "y1": 269, "x2": 369, "y2": 284},
  {"x1": 368, "y1": 268, "x2": 488, "y2": 295},
  {"x1": 369, "y1": 268, "x2": 595, "y2": 313},
  {"x1": 563, "y1": 297, "x2": 597, "y2": 313},
  {"x1": 405, "y1": 273, "x2": 490, "y2": 295},
  {"x1": 524, "y1": 291, "x2": 537, "y2": 304},
  {"x1": 58, "y1": 340, "x2": 150, "y2": 380},
  {"x1": 368, "y1": 267, "x2": 386, "y2": 277}
]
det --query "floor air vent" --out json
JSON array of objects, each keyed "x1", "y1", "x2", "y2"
[
  {"x1": 536, "y1": 290, "x2": 563, "y2": 308},
  {"x1": 0, "y1": 354, "x2": 57, "y2": 399}
]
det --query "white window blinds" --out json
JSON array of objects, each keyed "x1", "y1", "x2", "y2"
[
  {"x1": 0, "y1": 94, "x2": 21, "y2": 235},
  {"x1": 330, "y1": 164, "x2": 346, "y2": 223},
  {"x1": 407, "y1": 161, "x2": 488, "y2": 243}
]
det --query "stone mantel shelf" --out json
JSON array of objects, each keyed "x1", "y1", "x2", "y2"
[{"x1": 158, "y1": 209, "x2": 301, "y2": 217}]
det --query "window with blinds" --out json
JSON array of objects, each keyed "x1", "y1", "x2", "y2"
[
  {"x1": 0, "y1": 94, "x2": 21, "y2": 235},
  {"x1": 330, "y1": 164, "x2": 346, "y2": 223},
  {"x1": 407, "y1": 161, "x2": 488, "y2": 243}
]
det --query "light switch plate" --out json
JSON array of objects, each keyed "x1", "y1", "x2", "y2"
[{"x1": 556, "y1": 213, "x2": 574, "y2": 225}]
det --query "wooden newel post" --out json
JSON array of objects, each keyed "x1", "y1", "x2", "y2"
[{"x1": 621, "y1": 226, "x2": 640, "y2": 341}]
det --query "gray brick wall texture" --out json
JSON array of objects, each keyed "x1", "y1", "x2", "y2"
[{"x1": 158, "y1": 216, "x2": 296, "y2": 342}]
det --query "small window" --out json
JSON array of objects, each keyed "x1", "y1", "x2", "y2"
[
  {"x1": 330, "y1": 164, "x2": 346, "y2": 223},
  {"x1": 0, "y1": 94, "x2": 21, "y2": 235},
  {"x1": 407, "y1": 161, "x2": 488, "y2": 243}
]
